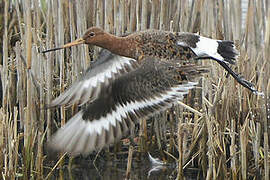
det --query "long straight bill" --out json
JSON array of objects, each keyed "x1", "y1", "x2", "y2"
[{"x1": 42, "y1": 38, "x2": 85, "y2": 53}]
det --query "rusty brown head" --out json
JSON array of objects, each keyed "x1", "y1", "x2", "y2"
[{"x1": 42, "y1": 27, "x2": 106, "y2": 53}]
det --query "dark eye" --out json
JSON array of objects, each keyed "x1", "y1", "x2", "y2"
[{"x1": 89, "y1": 32, "x2": 95, "y2": 37}]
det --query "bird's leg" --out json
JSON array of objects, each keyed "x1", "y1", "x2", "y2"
[{"x1": 216, "y1": 61, "x2": 261, "y2": 95}]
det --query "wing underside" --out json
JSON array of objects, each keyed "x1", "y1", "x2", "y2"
[{"x1": 49, "y1": 58, "x2": 207, "y2": 155}]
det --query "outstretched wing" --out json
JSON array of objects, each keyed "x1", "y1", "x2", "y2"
[
  {"x1": 49, "y1": 58, "x2": 208, "y2": 156},
  {"x1": 48, "y1": 49, "x2": 139, "y2": 108}
]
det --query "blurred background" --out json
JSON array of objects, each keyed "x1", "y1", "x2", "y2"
[{"x1": 0, "y1": 0, "x2": 269, "y2": 179}]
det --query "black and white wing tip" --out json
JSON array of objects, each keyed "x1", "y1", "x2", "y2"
[
  {"x1": 48, "y1": 82, "x2": 198, "y2": 156},
  {"x1": 47, "y1": 52, "x2": 139, "y2": 108}
]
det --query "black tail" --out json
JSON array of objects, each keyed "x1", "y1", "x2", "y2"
[
  {"x1": 177, "y1": 33, "x2": 239, "y2": 65},
  {"x1": 217, "y1": 40, "x2": 238, "y2": 64}
]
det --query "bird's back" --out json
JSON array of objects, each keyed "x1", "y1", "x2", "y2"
[{"x1": 131, "y1": 29, "x2": 198, "y2": 61}]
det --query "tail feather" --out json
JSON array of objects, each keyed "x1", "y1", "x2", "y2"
[
  {"x1": 217, "y1": 40, "x2": 238, "y2": 64},
  {"x1": 177, "y1": 33, "x2": 239, "y2": 64},
  {"x1": 177, "y1": 33, "x2": 263, "y2": 95}
]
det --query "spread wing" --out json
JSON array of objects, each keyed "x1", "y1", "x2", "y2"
[
  {"x1": 48, "y1": 49, "x2": 139, "y2": 108},
  {"x1": 49, "y1": 58, "x2": 207, "y2": 156}
]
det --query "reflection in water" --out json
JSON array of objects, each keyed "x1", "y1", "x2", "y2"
[{"x1": 46, "y1": 154, "x2": 202, "y2": 180}]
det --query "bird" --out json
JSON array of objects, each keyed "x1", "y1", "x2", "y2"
[
  {"x1": 43, "y1": 27, "x2": 260, "y2": 94},
  {"x1": 46, "y1": 49, "x2": 208, "y2": 156}
]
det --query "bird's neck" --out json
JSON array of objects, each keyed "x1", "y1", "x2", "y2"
[{"x1": 97, "y1": 33, "x2": 137, "y2": 59}]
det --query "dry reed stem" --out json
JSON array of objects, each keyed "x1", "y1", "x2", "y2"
[
  {"x1": 45, "y1": 0, "x2": 53, "y2": 140},
  {"x1": 230, "y1": 116, "x2": 237, "y2": 179},
  {"x1": 240, "y1": 127, "x2": 247, "y2": 180},
  {"x1": 1, "y1": 0, "x2": 269, "y2": 179},
  {"x1": 44, "y1": 153, "x2": 66, "y2": 180},
  {"x1": 176, "y1": 123, "x2": 183, "y2": 180},
  {"x1": 264, "y1": 132, "x2": 269, "y2": 180},
  {"x1": 129, "y1": 0, "x2": 136, "y2": 32},
  {"x1": 0, "y1": 109, "x2": 3, "y2": 175},
  {"x1": 141, "y1": 0, "x2": 147, "y2": 30},
  {"x1": 178, "y1": 101, "x2": 203, "y2": 117},
  {"x1": 2, "y1": 0, "x2": 9, "y2": 112},
  {"x1": 125, "y1": 145, "x2": 134, "y2": 179},
  {"x1": 159, "y1": 0, "x2": 167, "y2": 30},
  {"x1": 24, "y1": 7, "x2": 33, "y2": 176}
]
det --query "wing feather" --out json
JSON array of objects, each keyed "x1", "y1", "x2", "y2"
[
  {"x1": 49, "y1": 58, "x2": 207, "y2": 156},
  {"x1": 48, "y1": 50, "x2": 139, "y2": 108}
]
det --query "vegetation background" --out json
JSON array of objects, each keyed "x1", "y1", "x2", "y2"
[{"x1": 0, "y1": 0, "x2": 269, "y2": 179}]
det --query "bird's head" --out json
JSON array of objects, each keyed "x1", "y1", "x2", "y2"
[{"x1": 42, "y1": 27, "x2": 107, "y2": 53}]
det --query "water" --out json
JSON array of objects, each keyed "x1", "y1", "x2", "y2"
[
  {"x1": 46, "y1": 1, "x2": 250, "y2": 179},
  {"x1": 46, "y1": 156, "x2": 201, "y2": 180}
]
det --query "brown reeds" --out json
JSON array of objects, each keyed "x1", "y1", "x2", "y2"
[{"x1": 0, "y1": 0, "x2": 269, "y2": 179}]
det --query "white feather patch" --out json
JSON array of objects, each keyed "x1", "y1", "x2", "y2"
[
  {"x1": 50, "y1": 82, "x2": 198, "y2": 154},
  {"x1": 191, "y1": 37, "x2": 223, "y2": 60},
  {"x1": 85, "y1": 82, "x2": 198, "y2": 135},
  {"x1": 177, "y1": 36, "x2": 224, "y2": 61},
  {"x1": 50, "y1": 56, "x2": 136, "y2": 107},
  {"x1": 82, "y1": 56, "x2": 135, "y2": 89}
]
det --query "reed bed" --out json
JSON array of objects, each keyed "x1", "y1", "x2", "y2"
[{"x1": 0, "y1": 0, "x2": 269, "y2": 179}]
